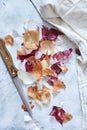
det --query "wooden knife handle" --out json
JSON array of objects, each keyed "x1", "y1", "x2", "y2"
[{"x1": 0, "y1": 39, "x2": 18, "y2": 78}]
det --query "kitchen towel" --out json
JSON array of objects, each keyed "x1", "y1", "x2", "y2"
[{"x1": 31, "y1": 0, "x2": 87, "y2": 129}]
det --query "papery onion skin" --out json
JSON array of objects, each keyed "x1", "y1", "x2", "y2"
[
  {"x1": 53, "y1": 48, "x2": 73, "y2": 63},
  {"x1": 25, "y1": 61, "x2": 33, "y2": 72},
  {"x1": 51, "y1": 62, "x2": 62, "y2": 75},
  {"x1": 42, "y1": 26, "x2": 63, "y2": 41},
  {"x1": 75, "y1": 48, "x2": 81, "y2": 56},
  {"x1": 49, "y1": 106, "x2": 65, "y2": 125},
  {"x1": 17, "y1": 47, "x2": 39, "y2": 61}
]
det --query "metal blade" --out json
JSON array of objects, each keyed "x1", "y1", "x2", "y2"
[{"x1": 13, "y1": 77, "x2": 33, "y2": 118}]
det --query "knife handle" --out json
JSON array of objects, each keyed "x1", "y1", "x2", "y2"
[{"x1": 0, "y1": 39, "x2": 18, "y2": 78}]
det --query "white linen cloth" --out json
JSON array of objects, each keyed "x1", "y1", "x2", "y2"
[{"x1": 31, "y1": 0, "x2": 87, "y2": 130}]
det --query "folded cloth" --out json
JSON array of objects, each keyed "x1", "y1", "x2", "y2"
[{"x1": 31, "y1": 0, "x2": 87, "y2": 130}]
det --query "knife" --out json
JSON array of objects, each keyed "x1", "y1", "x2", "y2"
[{"x1": 0, "y1": 38, "x2": 33, "y2": 118}]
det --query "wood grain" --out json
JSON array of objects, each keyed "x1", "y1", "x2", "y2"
[{"x1": 0, "y1": 39, "x2": 18, "y2": 78}]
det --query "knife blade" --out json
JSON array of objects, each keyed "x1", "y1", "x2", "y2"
[{"x1": 0, "y1": 38, "x2": 32, "y2": 118}]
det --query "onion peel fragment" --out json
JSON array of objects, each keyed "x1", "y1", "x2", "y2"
[
  {"x1": 47, "y1": 78, "x2": 65, "y2": 93},
  {"x1": 21, "y1": 101, "x2": 34, "y2": 112},
  {"x1": 26, "y1": 56, "x2": 43, "y2": 81},
  {"x1": 42, "y1": 26, "x2": 63, "y2": 41},
  {"x1": 4, "y1": 35, "x2": 14, "y2": 45},
  {"x1": 53, "y1": 48, "x2": 73, "y2": 63},
  {"x1": 49, "y1": 106, "x2": 72, "y2": 125},
  {"x1": 17, "y1": 47, "x2": 27, "y2": 56},
  {"x1": 53, "y1": 79, "x2": 66, "y2": 93},
  {"x1": 27, "y1": 85, "x2": 51, "y2": 105},
  {"x1": 64, "y1": 113, "x2": 73, "y2": 123},
  {"x1": 40, "y1": 40, "x2": 54, "y2": 55},
  {"x1": 23, "y1": 30, "x2": 39, "y2": 50},
  {"x1": 43, "y1": 68, "x2": 57, "y2": 77}
]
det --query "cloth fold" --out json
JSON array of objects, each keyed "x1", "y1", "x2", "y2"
[
  {"x1": 40, "y1": 2, "x2": 87, "y2": 63},
  {"x1": 31, "y1": 0, "x2": 87, "y2": 129}
]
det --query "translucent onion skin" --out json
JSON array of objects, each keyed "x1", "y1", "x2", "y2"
[
  {"x1": 42, "y1": 26, "x2": 63, "y2": 41},
  {"x1": 17, "y1": 47, "x2": 39, "y2": 61},
  {"x1": 53, "y1": 48, "x2": 73, "y2": 63},
  {"x1": 49, "y1": 106, "x2": 65, "y2": 125}
]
